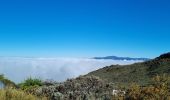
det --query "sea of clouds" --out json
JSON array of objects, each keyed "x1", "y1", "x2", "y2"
[{"x1": 0, "y1": 57, "x2": 143, "y2": 83}]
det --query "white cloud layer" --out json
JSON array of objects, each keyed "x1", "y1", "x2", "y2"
[{"x1": 0, "y1": 57, "x2": 142, "y2": 83}]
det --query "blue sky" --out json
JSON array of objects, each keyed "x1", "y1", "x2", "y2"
[{"x1": 0, "y1": 0, "x2": 169, "y2": 58}]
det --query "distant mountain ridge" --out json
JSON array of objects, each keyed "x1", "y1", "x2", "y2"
[{"x1": 93, "y1": 56, "x2": 149, "y2": 61}]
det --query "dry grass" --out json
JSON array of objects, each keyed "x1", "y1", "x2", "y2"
[{"x1": 0, "y1": 87, "x2": 47, "y2": 100}]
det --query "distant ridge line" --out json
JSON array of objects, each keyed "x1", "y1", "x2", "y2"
[{"x1": 93, "y1": 56, "x2": 150, "y2": 61}]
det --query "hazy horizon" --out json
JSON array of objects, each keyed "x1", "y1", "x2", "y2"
[{"x1": 0, "y1": 57, "x2": 144, "y2": 83}]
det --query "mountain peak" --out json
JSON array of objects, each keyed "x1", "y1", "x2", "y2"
[{"x1": 157, "y1": 52, "x2": 170, "y2": 60}]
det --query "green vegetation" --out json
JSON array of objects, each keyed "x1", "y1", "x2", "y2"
[
  {"x1": 0, "y1": 74, "x2": 16, "y2": 88},
  {"x1": 88, "y1": 52, "x2": 170, "y2": 87},
  {"x1": 114, "y1": 74, "x2": 170, "y2": 100},
  {"x1": 0, "y1": 77, "x2": 47, "y2": 100},
  {"x1": 18, "y1": 78, "x2": 43, "y2": 91},
  {"x1": 1, "y1": 75, "x2": 170, "y2": 100}
]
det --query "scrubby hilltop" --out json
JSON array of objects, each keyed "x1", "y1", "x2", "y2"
[{"x1": 88, "y1": 52, "x2": 170, "y2": 87}]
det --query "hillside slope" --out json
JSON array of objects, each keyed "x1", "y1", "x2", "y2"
[
  {"x1": 28, "y1": 52, "x2": 170, "y2": 99},
  {"x1": 88, "y1": 52, "x2": 170, "y2": 87}
]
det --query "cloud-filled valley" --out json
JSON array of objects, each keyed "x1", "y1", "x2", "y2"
[{"x1": 0, "y1": 57, "x2": 143, "y2": 83}]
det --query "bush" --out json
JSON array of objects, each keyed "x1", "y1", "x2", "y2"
[
  {"x1": 18, "y1": 78, "x2": 43, "y2": 91},
  {"x1": 124, "y1": 74, "x2": 170, "y2": 100},
  {"x1": 32, "y1": 76, "x2": 114, "y2": 100}
]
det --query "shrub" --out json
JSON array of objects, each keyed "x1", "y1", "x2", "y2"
[
  {"x1": 18, "y1": 78, "x2": 43, "y2": 91},
  {"x1": 32, "y1": 76, "x2": 114, "y2": 100},
  {"x1": 124, "y1": 74, "x2": 170, "y2": 100}
]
